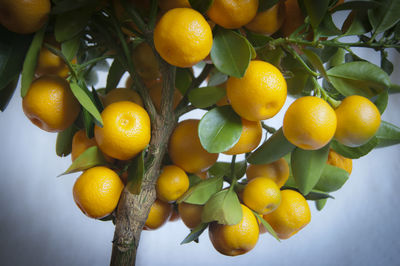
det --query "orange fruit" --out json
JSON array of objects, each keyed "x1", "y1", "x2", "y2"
[
  {"x1": 263, "y1": 189, "x2": 311, "y2": 239},
  {"x1": 71, "y1": 130, "x2": 97, "y2": 161},
  {"x1": 169, "y1": 119, "x2": 219, "y2": 173},
  {"x1": 35, "y1": 43, "x2": 74, "y2": 78},
  {"x1": 334, "y1": 95, "x2": 381, "y2": 147},
  {"x1": 283, "y1": 96, "x2": 337, "y2": 150},
  {"x1": 223, "y1": 119, "x2": 262, "y2": 155},
  {"x1": 178, "y1": 202, "x2": 203, "y2": 229},
  {"x1": 156, "y1": 165, "x2": 190, "y2": 202},
  {"x1": 242, "y1": 177, "x2": 281, "y2": 214},
  {"x1": 280, "y1": 0, "x2": 304, "y2": 37},
  {"x1": 227, "y1": 60, "x2": 287, "y2": 121},
  {"x1": 245, "y1": 2, "x2": 285, "y2": 35},
  {"x1": 73, "y1": 166, "x2": 124, "y2": 219},
  {"x1": 0, "y1": 0, "x2": 50, "y2": 34},
  {"x1": 209, "y1": 204, "x2": 259, "y2": 256},
  {"x1": 132, "y1": 42, "x2": 161, "y2": 82},
  {"x1": 22, "y1": 75, "x2": 80, "y2": 132},
  {"x1": 154, "y1": 8, "x2": 213, "y2": 67},
  {"x1": 327, "y1": 149, "x2": 352, "y2": 174},
  {"x1": 169, "y1": 207, "x2": 180, "y2": 222},
  {"x1": 246, "y1": 158, "x2": 290, "y2": 188},
  {"x1": 207, "y1": 0, "x2": 259, "y2": 29},
  {"x1": 148, "y1": 80, "x2": 182, "y2": 112},
  {"x1": 103, "y1": 88, "x2": 143, "y2": 107},
  {"x1": 144, "y1": 199, "x2": 172, "y2": 230},
  {"x1": 159, "y1": 0, "x2": 190, "y2": 10},
  {"x1": 94, "y1": 101, "x2": 151, "y2": 160}
]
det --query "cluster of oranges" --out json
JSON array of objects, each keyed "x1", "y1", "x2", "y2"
[{"x1": 1, "y1": 0, "x2": 382, "y2": 259}]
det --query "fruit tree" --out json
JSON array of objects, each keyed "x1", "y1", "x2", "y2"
[{"x1": 1, "y1": 0, "x2": 400, "y2": 265}]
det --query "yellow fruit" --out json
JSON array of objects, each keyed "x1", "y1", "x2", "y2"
[
  {"x1": 35, "y1": 45, "x2": 73, "y2": 78},
  {"x1": 263, "y1": 189, "x2": 311, "y2": 239},
  {"x1": 169, "y1": 207, "x2": 180, "y2": 222},
  {"x1": 227, "y1": 60, "x2": 287, "y2": 121},
  {"x1": 334, "y1": 95, "x2": 381, "y2": 147},
  {"x1": 0, "y1": 0, "x2": 50, "y2": 34},
  {"x1": 223, "y1": 119, "x2": 262, "y2": 155},
  {"x1": 144, "y1": 199, "x2": 172, "y2": 230},
  {"x1": 156, "y1": 165, "x2": 190, "y2": 202},
  {"x1": 245, "y1": 2, "x2": 285, "y2": 35},
  {"x1": 132, "y1": 42, "x2": 161, "y2": 81},
  {"x1": 94, "y1": 101, "x2": 151, "y2": 160},
  {"x1": 242, "y1": 177, "x2": 281, "y2": 214},
  {"x1": 159, "y1": 0, "x2": 190, "y2": 10},
  {"x1": 283, "y1": 96, "x2": 337, "y2": 150},
  {"x1": 169, "y1": 119, "x2": 219, "y2": 173},
  {"x1": 154, "y1": 8, "x2": 213, "y2": 67},
  {"x1": 73, "y1": 166, "x2": 124, "y2": 219},
  {"x1": 178, "y1": 202, "x2": 203, "y2": 229},
  {"x1": 246, "y1": 158, "x2": 290, "y2": 188},
  {"x1": 22, "y1": 75, "x2": 80, "y2": 132},
  {"x1": 71, "y1": 130, "x2": 97, "y2": 161},
  {"x1": 103, "y1": 88, "x2": 144, "y2": 107},
  {"x1": 148, "y1": 80, "x2": 182, "y2": 112},
  {"x1": 209, "y1": 204, "x2": 259, "y2": 256},
  {"x1": 280, "y1": 0, "x2": 304, "y2": 37},
  {"x1": 327, "y1": 149, "x2": 352, "y2": 174},
  {"x1": 207, "y1": 0, "x2": 259, "y2": 29}
]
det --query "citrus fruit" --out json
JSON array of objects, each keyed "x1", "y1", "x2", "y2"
[
  {"x1": 22, "y1": 75, "x2": 80, "y2": 132},
  {"x1": 334, "y1": 95, "x2": 381, "y2": 147},
  {"x1": 242, "y1": 177, "x2": 281, "y2": 215},
  {"x1": 156, "y1": 165, "x2": 190, "y2": 202},
  {"x1": 148, "y1": 80, "x2": 182, "y2": 112},
  {"x1": 103, "y1": 88, "x2": 143, "y2": 107},
  {"x1": 154, "y1": 8, "x2": 213, "y2": 67},
  {"x1": 209, "y1": 204, "x2": 259, "y2": 256},
  {"x1": 283, "y1": 96, "x2": 337, "y2": 150},
  {"x1": 246, "y1": 158, "x2": 290, "y2": 188},
  {"x1": 73, "y1": 166, "x2": 124, "y2": 219},
  {"x1": 227, "y1": 60, "x2": 287, "y2": 121},
  {"x1": 263, "y1": 189, "x2": 311, "y2": 239},
  {"x1": 207, "y1": 0, "x2": 259, "y2": 29},
  {"x1": 144, "y1": 199, "x2": 172, "y2": 230},
  {"x1": 169, "y1": 207, "x2": 180, "y2": 222},
  {"x1": 94, "y1": 101, "x2": 151, "y2": 160},
  {"x1": 71, "y1": 130, "x2": 97, "y2": 161},
  {"x1": 280, "y1": 0, "x2": 304, "y2": 37},
  {"x1": 327, "y1": 149, "x2": 352, "y2": 174},
  {"x1": 223, "y1": 119, "x2": 262, "y2": 155},
  {"x1": 0, "y1": 0, "x2": 50, "y2": 34},
  {"x1": 35, "y1": 44, "x2": 73, "y2": 78},
  {"x1": 245, "y1": 2, "x2": 285, "y2": 35},
  {"x1": 178, "y1": 202, "x2": 203, "y2": 229},
  {"x1": 169, "y1": 119, "x2": 219, "y2": 173},
  {"x1": 159, "y1": 0, "x2": 190, "y2": 10},
  {"x1": 132, "y1": 42, "x2": 161, "y2": 82}
]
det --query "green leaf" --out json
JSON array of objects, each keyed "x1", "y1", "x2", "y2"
[
  {"x1": 59, "y1": 146, "x2": 107, "y2": 176},
  {"x1": 304, "y1": 189, "x2": 334, "y2": 200},
  {"x1": 381, "y1": 56, "x2": 394, "y2": 75},
  {"x1": 51, "y1": 0, "x2": 98, "y2": 14},
  {"x1": 342, "y1": 10, "x2": 372, "y2": 36},
  {"x1": 315, "y1": 198, "x2": 327, "y2": 211},
  {"x1": 247, "y1": 128, "x2": 296, "y2": 165},
  {"x1": 0, "y1": 78, "x2": 18, "y2": 112},
  {"x1": 207, "y1": 69, "x2": 228, "y2": 86},
  {"x1": 326, "y1": 47, "x2": 344, "y2": 67},
  {"x1": 257, "y1": 46, "x2": 284, "y2": 68},
  {"x1": 126, "y1": 150, "x2": 145, "y2": 195},
  {"x1": 291, "y1": 145, "x2": 330, "y2": 195},
  {"x1": 331, "y1": 1, "x2": 378, "y2": 12},
  {"x1": 211, "y1": 27, "x2": 251, "y2": 78},
  {"x1": 82, "y1": 108, "x2": 95, "y2": 138},
  {"x1": 55, "y1": 7, "x2": 93, "y2": 42},
  {"x1": 245, "y1": 30, "x2": 273, "y2": 48},
  {"x1": 327, "y1": 61, "x2": 391, "y2": 97},
  {"x1": 258, "y1": 0, "x2": 280, "y2": 12},
  {"x1": 302, "y1": 49, "x2": 329, "y2": 80},
  {"x1": 198, "y1": 106, "x2": 242, "y2": 153},
  {"x1": 20, "y1": 26, "x2": 46, "y2": 97},
  {"x1": 189, "y1": 0, "x2": 214, "y2": 13},
  {"x1": 178, "y1": 176, "x2": 223, "y2": 205},
  {"x1": 390, "y1": 83, "x2": 400, "y2": 93},
  {"x1": 368, "y1": 0, "x2": 400, "y2": 34},
  {"x1": 303, "y1": 0, "x2": 330, "y2": 29},
  {"x1": 61, "y1": 34, "x2": 81, "y2": 61},
  {"x1": 106, "y1": 59, "x2": 125, "y2": 93},
  {"x1": 373, "y1": 91, "x2": 388, "y2": 114},
  {"x1": 188, "y1": 86, "x2": 226, "y2": 108},
  {"x1": 0, "y1": 27, "x2": 32, "y2": 90},
  {"x1": 208, "y1": 161, "x2": 247, "y2": 180},
  {"x1": 56, "y1": 124, "x2": 79, "y2": 157},
  {"x1": 70, "y1": 81, "x2": 103, "y2": 126},
  {"x1": 252, "y1": 212, "x2": 280, "y2": 241},
  {"x1": 188, "y1": 174, "x2": 204, "y2": 187},
  {"x1": 180, "y1": 223, "x2": 208, "y2": 244},
  {"x1": 176, "y1": 68, "x2": 193, "y2": 95},
  {"x1": 314, "y1": 164, "x2": 349, "y2": 193},
  {"x1": 317, "y1": 13, "x2": 342, "y2": 37},
  {"x1": 201, "y1": 189, "x2": 242, "y2": 225},
  {"x1": 375, "y1": 121, "x2": 400, "y2": 148},
  {"x1": 331, "y1": 137, "x2": 378, "y2": 159}
]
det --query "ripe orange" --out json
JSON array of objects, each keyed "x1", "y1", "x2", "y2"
[
  {"x1": 158, "y1": 0, "x2": 190, "y2": 10},
  {"x1": 246, "y1": 158, "x2": 290, "y2": 188},
  {"x1": 178, "y1": 202, "x2": 204, "y2": 229},
  {"x1": 223, "y1": 119, "x2": 262, "y2": 155},
  {"x1": 71, "y1": 130, "x2": 97, "y2": 161},
  {"x1": 327, "y1": 149, "x2": 352, "y2": 174},
  {"x1": 36, "y1": 44, "x2": 74, "y2": 78},
  {"x1": 242, "y1": 177, "x2": 281, "y2": 214},
  {"x1": 144, "y1": 199, "x2": 172, "y2": 230},
  {"x1": 156, "y1": 165, "x2": 190, "y2": 202},
  {"x1": 103, "y1": 88, "x2": 143, "y2": 107},
  {"x1": 132, "y1": 42, "x2": 161, "y2": 82},
  {"x1": 245, "y1": 2, "x2": 285, "y2": 35},
  {"x1": 148, "y1": 80, "x2": 182, "y2": 112},
  {"x1": 280, "y1": 0, "x2": 304, "y2": 37},
  {"x1": 22, "y1": 75, "x2": 80, "y2": 132}
]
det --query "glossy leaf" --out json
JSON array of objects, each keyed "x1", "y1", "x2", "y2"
[
  {"x1": 180, "y1": 223, "x2": 208, "y2": 245},
  {"x1": 82, "y1": 108, "x2": 95, "y2": 139},
  {"x1": 188, "y1": 86, "x2": 226, "y2": 108},
  {"x1": 52, "y1": 0, "x2": 97, "y2": 14},
  {"x1": 373, "y1": 91, "x2": 388, "y2": 114},
  {"x1": 56, "y1": 124, "x2": 79, "y2": 157},
  {"x1": 318, "y1": 13, "x2": 342, "y2": 37},
  {"x1": 201, "y1": 189, "x2": 242, "y2": 225},
  {"x1": 59, "y1": 146, "x2": 107, "y2": 176},
  {"x1": 302, "y1": 49, "x2": 329, "y2": 80},
  {"x1": 314, "y1": 164, "x2": 349, "y2": 193},
  {"x1": 291, "y1": 145, "x2": 330, "y2": 195},
  {"x1": 21, "y1": 26, "x2": 46, "y2": 97},
  {"x1": 247, "y1": 128, "x2": 295, "y2": 165},
  {"x1": 257, "y1": 46, "x2": 284, "y2": 68},
  {"x1": 368, "y1": 0, "x2": 400, "y2": 34},
  {"x1": 70, "y1": 82, "x2": 103, "y2": 126},
  {"x1": 189, "y1": 0, "x2": 214, "y2": 13},
  {"x1": 332, "y1": 1, "x2": 378, "y2": 12},
  {"x1": 207, "y1": 69, "x2": 228, "y2": 87},
  {"x1": 245, "y1": 30, "x2": 273, "y2": 48},
  {"x1": 252, "y1": 212, "x2": 280, "y2": 241},
  {"x1": 381, "y1": 56, "x2": 394, "y2": 75},
  {"x1": 211, "y1": 27, "x2": 251, "y2": 78},
  {"x1": 303, "y1": 0, "x2": 330, "y2": 29},
  {"x1": 126, "y1": 151, "x2": 145, "y2": 195},
  {"x1": 316, "y1": 199, "x2": 327, "y2": 211},
  {"x1": 198, "y1": 106, "x2": 242, "y2": 153},
  {"x1": 61, "y1": 34, "x2": 81, "y2": 61},
  {"x1": 331, "y1": 137, "x2": 378, "y2": 159},
  {"x1": 178, "y1": 177, "x2": 223, "y2": 205},
  {"x1": 176, "y1": 68, "x2": 193, "y2": 95},
  {"x1": 208, "y1": 161, "x2": 247, "y2": 180},
  {"x1": 375, "y1": 121, "x2": 400, "y2": 148},
  {"x1": 106, "y1": 59, "x2": 125, "y2": 93},
  {"x1": 304, "y1": 189, "x2": 334, "y2": 201},
  {"x1": 0, "y1": 78, "x2": 18, "y2": 112},
  {"x1": 55, "y1": 7, "x2": 93, "y2": 42},
  {"x1": 342, "y1": 10, "x2": 371, "y2": 36},
  {"x1": 258, "y1": 0, "x2": 280, "y2": 12},
  {"x1": 188, "y1": 174, "x2": 203, "y2": 188},
  {"x1": 327, "y1": 61, "x2": 391, "y2": 97}
]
